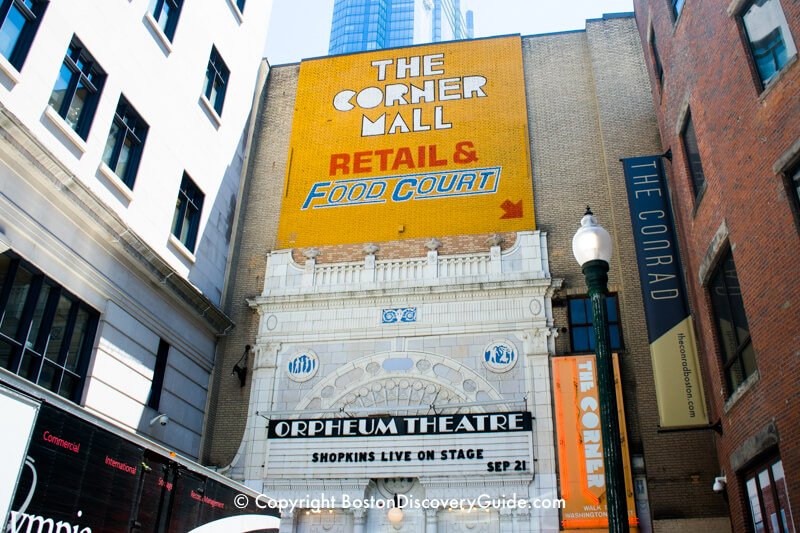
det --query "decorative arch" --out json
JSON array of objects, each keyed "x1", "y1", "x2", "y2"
[{"x1": 296, "y1": 350, "x2": 509, "y2": 414}]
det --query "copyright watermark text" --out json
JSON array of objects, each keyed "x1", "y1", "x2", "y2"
[{"x1": 234, "y1": 493, "x2": 565, "y2": 513}]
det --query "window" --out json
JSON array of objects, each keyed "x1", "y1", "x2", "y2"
[
  {"x1": 746, "y1": 457, "x2": 795, "y2": 532},
  {"x1": 0, "y1": 253, "x2": 98, "y2": 403},
  {"x1": 568, "y1": 295, "x2": 623, "y2": 353},
  {"x1": 650, "y1": 28, "x2": 663, "y2": 85},
  {"x1": 149, "y1": 0, "x2": 182, "y2": 42},
  {"x1": 47, "y1": 38, "x2": 105, "y2": 140},
  {"x1": 709, "y1": 250, "x2": 756, "y2": 392},
  {"x1": 681, "y1": 112, "x2": 706, "y2": 198},
  {"x1": 171, "y1": 173, "x2": 204, "y2": 253},
  {"x1": 203, "y1": 46, "x2": 229, "y2": 116},
  {"x1": 0, "y1": 0, "x2": 47, "y2": 70},
  {"x1": 671, "y1": 0, "x2": 685, "y2": 20},
  {"x1": 741, "y1": 0, "x2": 797, "y2": 87},
  {"x1": 102, "y1": 96, "x2": 148, "y2": 189},
  {"x1": 147, "y1": 339, "x2": 169, "y2": 410},
  {"x1": 790, "y1": 163, "x2": 800, "y2": 217}
]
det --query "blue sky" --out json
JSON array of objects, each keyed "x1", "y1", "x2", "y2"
[{"x1": 264, "y1": 0, "x2": 636, "y2": 65}]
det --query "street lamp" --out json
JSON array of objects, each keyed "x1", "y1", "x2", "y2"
[
  {"x1": 572, "y1": 207, "x2": 629, "y2": 533},
  {"x1": 387, "y1": 507, "x2": 403, "y2": 529},
  {"x1": 387, "y1": 493, "x2": 404, "y2": 529}
]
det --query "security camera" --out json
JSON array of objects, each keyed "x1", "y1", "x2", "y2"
[
  {"x1": 149, "y1": 414, "x2": 170, "y2": 427},
  {"x1": 713, "y1": 476, "x2": 727, "y2": 493}
]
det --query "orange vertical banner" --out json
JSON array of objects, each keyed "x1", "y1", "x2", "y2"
[{"x1": 552, "y1": 354, "x2": 638, "y2": 530}]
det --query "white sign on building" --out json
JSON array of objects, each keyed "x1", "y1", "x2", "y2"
[{"x1": 266, "y1": 412, "x2": 534, "y2": 478}]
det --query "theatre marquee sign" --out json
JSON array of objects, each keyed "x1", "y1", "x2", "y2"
[{"x1": 266, "y1": 412, "x2": 533, "y2": 479}]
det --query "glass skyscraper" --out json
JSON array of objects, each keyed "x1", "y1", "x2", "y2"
[{"x1": 328, "y1": 0, "x2": 473, "y2": 55}]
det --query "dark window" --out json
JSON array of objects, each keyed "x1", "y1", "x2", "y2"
[
  {"x1": 0, "y1": 253, "x2": 98, "y2": 403},
  {"x1": 741, "y1": 0, "x2": 797, "y2": 87},
  {"x1": 790, "y1": 163, "x2": 800, "y2": 218},
  {"x1": 0, "y1": 0, "x2": 47, "y2": 70},
  {"x1": 203, "y1": 46, "x2": 229, "y2": 115},
  {"x1": 150, "y1": 0, "x2": 182, "y2": 41},
  {"x1": 47, "y1": 37, "x2": 105, "y2": 140},
  {"x1": 671, "y1": 0, "x2": 685, "y2": 20},
  {"x1": 568, "y1": 295, "x2": 623, "y2": 353},
  {"x1": 745, "y1": 456, "x2": 795, "y2": 533},
  {"x1": 650, "y1": 29, "x2": 663, "y2": 85},
  {"x1": 709, "y1": 250, "x2": 756, "y2": 392},
  {"x1": 102, "y1": 96, "x2": 148, "y2": 189},
  {"x1": 147, "y1": 339, "x2": 169, "y2": 410},
  {"x1": 236, "y1": 0, "x2": 245, "y2": 13},
  {"x1": 171, "y1": 173, "x2": 204, "y2": 253},
  {"x1": 681, "y1": 112, "x2": 706, "y2": 197}
]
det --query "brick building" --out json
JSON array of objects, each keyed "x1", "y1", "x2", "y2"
[
  {"x1": 204, "y1": 14, "x2": 730, "y2": 533},
  {"x1": 632, "y1": 0, "x2": 800, "y2": 531}
]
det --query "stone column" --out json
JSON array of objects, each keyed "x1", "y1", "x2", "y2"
[
  {"x1": 352, "y1": 508, "x2": 366, "y2": 533},
  {"x1": 513, "y1": 509, "x2": 532, "y2": 533},
  {"x1": 522, "y1": 324, "x2": 562, "y2": 529},
  {"x1": 243, "y1": 340, "x2": 281, "y2": 480},
  {"x1": 499, "y1": 508, "x2": 514, "y2": 533},
  {"x1": 278, "y1": 510, "x2": 294, "y2": 533},
  {"x1": 488, "y1": 233, "x2": 503, "y2": 274},
  {"x1": 424, "y1": 248, "x2": 439, "y2": 279},
  {"x1": 424, "y1": 508, "x2": 438, "y2": 533},
  {"x1": 363, "y1": 243, "x2": 378, "y2": 283},
  {"x1": 301, "y1": 254, "x2": 316, "y2": 286}
]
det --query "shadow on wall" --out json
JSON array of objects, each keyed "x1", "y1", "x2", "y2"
[
  {"x1": 134, "y1": 384, "x2": 205, "y2": 459},
  {"x1": 187, "y1": 127, "x2": 249, "y2": 306}
]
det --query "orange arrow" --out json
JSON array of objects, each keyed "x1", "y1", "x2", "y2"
[{"x1": 500, "y1": 199, "x2": 523, "y2": 219}]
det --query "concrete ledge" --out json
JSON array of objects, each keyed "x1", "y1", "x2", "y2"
[
  {"x1": 143, "y1": 12, "x2": 173, "y2": 56},
  {"x1": 773, "y1": 136, "x2": 800, "y2": 175},
  {"x1": 225, "y1": 0, "x2": 244, "y2": 24},
  {"x1": 698, "y1": 219, "x2": 729, "y2": 286},
  {"x1": 727, "y1": 0, "x2": 749, "y2": 17},
  {"x1": 0, "y1": 52, "x2": 20, "y2": 85},
  {"x1": 674, "y1": 89, "x2": 692, "y2": 137},
  {"x1": 723, "y1": 369, "x2": 759, "y2": 414},
  {"x1": 730, "y1": 420, "x2": 779, "y2": 472},
  {"x1": 654, "y1": 517, "x2": 731, "y2": 533}
]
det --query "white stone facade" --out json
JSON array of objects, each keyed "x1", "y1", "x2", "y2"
[
  {"x1": 0, "y1": 0, "x2": 273, "y2": 458},
  {"x1": 235, "y1": 232, "x2": 562, "y2": 532}
]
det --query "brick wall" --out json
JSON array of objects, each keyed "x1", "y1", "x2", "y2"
[
  {"x1": 633, "y1": 0, "x2": 800, "y2": 530},
  {"x1": 203, "y1": 65, "x2": 300, "y2": 466},
  {"x1": 289, "y1": 232, "x2": 518, "y2": 264},
  {"x1": 526, "y1": 18, "x2": 725, "y2": 521},
  {"x1": 653, "y1": 518, "x2": 732, "y2": 533}
]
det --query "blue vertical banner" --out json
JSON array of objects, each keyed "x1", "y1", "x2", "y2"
[{"x1": 622, "y1": 156, "x2": 708, "y2": 427}]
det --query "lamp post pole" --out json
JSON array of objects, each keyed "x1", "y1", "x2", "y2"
[{"x1": 573, "y1": 208, "x2": 629, "y2": 533}]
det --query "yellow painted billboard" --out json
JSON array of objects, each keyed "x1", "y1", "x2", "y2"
[
  {"x1": 276, "y1": 36, "x2": 534, "y2": 248},
  {"x1": 552, "y1": 355, "x2": 639, "y2": 530}
]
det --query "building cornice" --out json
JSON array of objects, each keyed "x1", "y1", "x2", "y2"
[
  {"x1": 249, "y1": 231, "x2": 560, "y2": 315},
  {"x1": 249, "y1": 278, "x2": 560, "y2": 314},
  {"x1": 0, "y1": 104, "x2": 234, "y2": 335}
]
